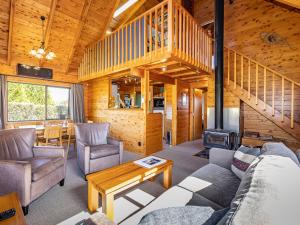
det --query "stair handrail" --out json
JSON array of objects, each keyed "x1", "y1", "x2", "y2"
[{"x1": 225, "y1": 46, "x2": 299, "y2": 129}]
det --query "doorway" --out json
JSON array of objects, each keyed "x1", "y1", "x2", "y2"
[{"x1": 190, "y1": 88, "x2": 203, "y2": 140}]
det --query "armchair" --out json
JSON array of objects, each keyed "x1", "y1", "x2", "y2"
[
  {"x1": 75, "y1": 123, "x2": 123, "y2": 178},
  {"x1": 0, "y1": 128, "x2": 67, "y2": 215}
]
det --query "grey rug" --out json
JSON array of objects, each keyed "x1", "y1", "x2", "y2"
[{"x1": 25, "y1": 140, "x2": 208, "y2": 225}]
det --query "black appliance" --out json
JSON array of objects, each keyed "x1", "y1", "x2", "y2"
[
  {"x1": 203, "y1": 129, "x2": 238, "y2": 150},
  {"x1": 17, "y1": 64, "x2": 53, "y2": 79},
  {"x1": 153, "y1": 97, "x2": 164, "y2": 109}
]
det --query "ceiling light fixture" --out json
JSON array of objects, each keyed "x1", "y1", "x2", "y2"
[
  {"x1": 29, "y1": 16, "x2": 56, "y2": 60},
  {"x1": 113, "y1": 0, "x2": 138, "y2": 18}
]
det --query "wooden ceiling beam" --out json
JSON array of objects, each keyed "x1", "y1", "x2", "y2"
[
  {"x1": 181, "y1": 75, "x2": 208, "y2": 80},
  {"x1": 274, "y1": 0, "x2": 300, "y2": 9},
  {"x1": 44, "y1": 0, "x2": 58, "y2": 49},
  {"x1": 7, "y1": 0, "x2": 16, "y2": 65},
  {"x1": 149, "y1": 72, "x2": 175, "y2": 85},
  {"x1": 65, "y1": 0, "x2": 93, "y2": 73},
  {"x1": 101, "y1": 0, "x2": 121, "y2": 39}
]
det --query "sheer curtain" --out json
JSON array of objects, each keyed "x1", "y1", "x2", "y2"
[
  {"x1": 0, "y1": 75, "x2": 7, "y2": 129},
  {"x1": 70, "y1": 84, "x2": 86, "y2": 123}
]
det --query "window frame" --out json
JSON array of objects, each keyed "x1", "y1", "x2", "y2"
[{"x1": 7, "y1": 81, "x2": 71, "y2": 122}]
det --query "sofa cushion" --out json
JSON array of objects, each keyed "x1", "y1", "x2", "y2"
[
  {"x1": 231, "y1": 146, "x2": 261, "y2": 179},
  {"x1": 30, "y1": 157, "x2": 64, "y2": 181},
  {"x1": 179, "y1": 164, "x2": 240, "y2": 207},
  {"x1": 222, "y1": 155, "x2": 300, "y2": 225},
  {"x1": 262, "y1": 142, "x2": 300, "y2": 166},
  {"x1": 138, "y1": 206, "x2": 215, "y2": 225},
  {"x1": 90, "y1": 145, "x2": 119, "y2": 159},
  {"x1": 187, "y1": 193, "x2": 222, "y2": 210}
]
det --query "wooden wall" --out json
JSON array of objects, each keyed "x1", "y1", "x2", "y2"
[
  {"x1": 85, "y1": 77, "x2": 146, "y2": 154},
  {"x1": 241, "y1": 102, "x2": 300, "y2": 148},
  {"x1": 176, "y1": 80, "x2": 190, "y2": 144},
  {"x1": 146, "y1": 113, "x2": 163, "y2": 155},
  {"x1": 207, "y1": 74, "x2": 240, "y2": 108},
  {"x1": 194, "y1": 0, "x2": 300, "y2": 83}
]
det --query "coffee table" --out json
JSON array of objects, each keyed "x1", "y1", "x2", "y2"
[
  {"x1": 86, "y1": 158, "x2": 173, "y2": 220},
  {"x1": 0, "y1": 193, "x2": 26, "y2": 225}
]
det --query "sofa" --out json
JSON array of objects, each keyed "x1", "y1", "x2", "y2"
[
  {"x1": 119, "y1": 142, "x2": 300, "y2": 225},
  {"x1": 0, "y1": 128, "x2": 67, "y2": 215},
  {"x1": 75, "y1": 123, "x2": 123, "y2": 178}
]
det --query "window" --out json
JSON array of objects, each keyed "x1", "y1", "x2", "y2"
[{"x1": 7, "y1": 82, "x2": 70, "y2": 121}]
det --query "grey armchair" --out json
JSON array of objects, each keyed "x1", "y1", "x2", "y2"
[
  {"x1": 0, "y1": 128, "x2": 67, "y2": 215},
  {"x1": 75, "y1": 123, "x2": 123, "y2": 178}
]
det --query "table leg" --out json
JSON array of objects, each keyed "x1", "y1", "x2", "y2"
[
  {"x1": 163, "y1": 165, "x2": 172, "y2": 189},
  {"x1": 88, "y1": 181, "x2": 99, "y2": 213},
  {"x1": 102, "y1": 193, "x2": 114, "y2": 221}
]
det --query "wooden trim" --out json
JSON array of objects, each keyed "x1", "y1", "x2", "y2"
[
  {"x1": 44, "y1": 0, "x2": 58, "y2": 49},
  {"x1": 7, "y1": 0, "x2": 16, "y2": 65},
  {"x1": 65, "y1": 0, "x2": 93, "y2": 73}
]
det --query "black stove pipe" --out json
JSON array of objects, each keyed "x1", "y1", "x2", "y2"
[{"x1": 214, "y1": 0, "x2": 224, "y2": 130}]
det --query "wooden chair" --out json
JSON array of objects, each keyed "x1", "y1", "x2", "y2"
[
  {"x1": 62, "y1": 123, "x2": 76, "y2": 152},
  {"x1": 38, "y1": 126, "x2": 62, "y2": 146}
]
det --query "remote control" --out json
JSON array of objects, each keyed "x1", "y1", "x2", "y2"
[{"x1": 0, "y1": 208, "x2": 16, "y2": 221}]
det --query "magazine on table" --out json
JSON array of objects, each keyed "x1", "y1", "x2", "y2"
[{"x1": 134, "y1": 156, "x2": 166, "y2": 169}]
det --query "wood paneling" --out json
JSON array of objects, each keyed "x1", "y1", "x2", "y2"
[
  {"x1": 146, "y1": 113, "x2": 163, "y2": 155},
  {"x1": 194, "y1": 0, "x2": 300, "y2": 83},
  {"x1": 207, "y1": 74, "x2": 240, "y2": 108},
  {"x1": 176, "y1": 80, "x2": 189, "y2": 144},
  {"x1": 86, "y1": 77, "x2": 145, "y2": 154},
  {"x1": 241, "y1": 102, "x2": 300, "y2": 148}
]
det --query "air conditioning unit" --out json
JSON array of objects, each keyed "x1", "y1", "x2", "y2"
[{"x1": 17, "y1": 64, "x2": 53, "y2": 79}]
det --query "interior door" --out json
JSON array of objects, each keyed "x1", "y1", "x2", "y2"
[{"x1": 193, "y1": 89, "x2": 202, "y2": 139}]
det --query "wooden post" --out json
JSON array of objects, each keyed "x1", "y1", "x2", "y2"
[
  {"x1": 291, "y1": 82, "x2": 294, "y2": 129},
  {"x1": 248, "y1": 58, "x2": 251, "y2": 99},
  {"x1": 241, "y1": 55, "x2": 243, "y2": 90},
  {"x1": 255, "y1": 64, "x2": 258, "y2": 105},
  {"x1": 161, "y1": 4, "x2": 165, "y2": 52},
  {"x1": 263, "y1": 67, "x2": 266, "y2": 110},
  {"x1": 227, "y1": 49, "x2": 230, "y2": 85},
  {"x1": 168, "y1": 0, "x2": 174, "y2": 52},
  {"x1": 281, "y1": 77, "x2": 284, "y2": 122},
  {"x1": 272, "y1": 73, "x2": 275, "y2": 116},
  {"x1": 234, "y1": 51, "x2": 236, "y2": 89}
]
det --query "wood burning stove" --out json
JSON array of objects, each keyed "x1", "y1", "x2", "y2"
[{"x1": 203, "y1": 129, "x2": 236, "y2": 150}]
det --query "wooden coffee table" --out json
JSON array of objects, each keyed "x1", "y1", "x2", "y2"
[
  {"x1": 0, "y1": 193, "x2": 26, "y2": 225},
  {"x1": 86, "y1": 159, "x2": 173, "y2": 220}
]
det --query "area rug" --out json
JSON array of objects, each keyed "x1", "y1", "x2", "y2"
[{"x1": 194, "y1": 148, "x2": 210, "y2": 159}]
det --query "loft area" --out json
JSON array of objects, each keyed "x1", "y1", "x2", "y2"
[{"x1": 0, "y1": 0, "x2": 300, "y2": 225}]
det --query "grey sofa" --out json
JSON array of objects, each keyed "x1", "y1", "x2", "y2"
[
  {"x1": 120, "y1": 142, "x2": 300, "y2": 225},
  {"x1": 75, "y1": 123, "x2": 123, "y2": 177},
  {"x1": 0, "y1": 128, "x2": 67, "y2": 215}
]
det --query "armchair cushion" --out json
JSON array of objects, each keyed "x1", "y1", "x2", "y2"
[
  {"x1": 30, "y1": 157, "x2": 64, "y2": 181},
  {"x1": 0, "y1": 128, "x2": 35, "y2": 160},
  {"x1": 75, "y1": 123, "x2": 110, "y2": 145},
  {"x1": 90, "y1": 144, "x2": 119, "y2": 159}
]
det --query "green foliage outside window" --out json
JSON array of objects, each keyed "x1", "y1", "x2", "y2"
[{"x1": 7, "y1": 82, "x2": 70, "y2": 121}]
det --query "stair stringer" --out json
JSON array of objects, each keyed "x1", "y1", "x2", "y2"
[{"x1": 225, "y1": 80, "x2": 300, "y2": 141}]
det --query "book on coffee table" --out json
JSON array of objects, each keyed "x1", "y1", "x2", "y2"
[{"x1": 134, "y1": 156, "x2": 166, "y2": 169}]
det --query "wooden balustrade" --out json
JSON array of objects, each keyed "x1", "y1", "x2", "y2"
[
  {"x1": 78, "y1": 0, "x2": 212, "y2": 81},
  {"x1": 226, "y1": 47, "x2": 300, "y2": 130}
]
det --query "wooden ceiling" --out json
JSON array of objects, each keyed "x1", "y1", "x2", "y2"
[
  {"x1": 0, "y1": 0, "x2": 120, "y2": 76},
  {"x1": 109, "y1": 0, "x2": 161, "y2": 31}
]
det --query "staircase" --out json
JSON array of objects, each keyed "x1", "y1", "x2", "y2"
[{"x1": 224, "y1": 47, "x2": 300, "y2": 141}]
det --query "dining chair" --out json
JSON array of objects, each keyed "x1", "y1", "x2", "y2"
[
  {"x1": 38, "y1": 125, "x2": 62, "y2": 146},
  {"x1": 62, "y1": 123, "x2": 76, "y2": 152}
]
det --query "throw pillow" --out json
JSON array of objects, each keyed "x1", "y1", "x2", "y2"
[
  {"x1": 231, "y1": 145, "x2": 261, "y2": 179},
  {"x1": 138, "y1": 206, "x2": 215, "y2": 225},
  {"x1": 223, "y1": 155, "x2": 300, "y2": 225}
]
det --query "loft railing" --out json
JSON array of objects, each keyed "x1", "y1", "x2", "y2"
[
  {"x1": 78, "y1": 0, "x2": 212, "y2": 81},
  {"x1": 225, "y1": 47, "x2": 300, "y2": 129}
]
